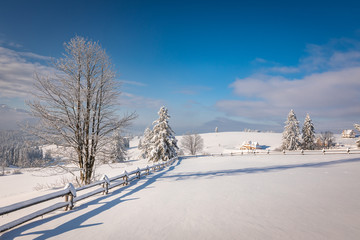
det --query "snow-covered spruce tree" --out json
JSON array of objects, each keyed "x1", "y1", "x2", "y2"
[
  {"x1": 148, "y1": 107, "x2": 178, "y2": 162},
  {"x1": 355, "y1": 124, "x2": 360, "y2": 147},
  {"x1": 282, "y1": 109, "x2": 301, "y2": 150},
  {"x1": 302, "y1": 114, "x2": 316, "y2": 150},
  {"x1": 139, "y1": 127, "x2": 153, "y2": 159},
  {"x1": 111, "y1": 131, "x2": 127, "y2": 163}
]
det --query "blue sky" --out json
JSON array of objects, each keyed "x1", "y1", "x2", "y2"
[{"x1": 1, "y1": 0, "x2": 360, "y2": 134}]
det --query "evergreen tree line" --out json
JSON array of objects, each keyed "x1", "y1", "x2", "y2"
[
  {"x1": 282, "y1": 109, "x2": 317, "y2": 150},
  {"x1": 138, "y1": 107, "x2": 179, "y2": 162},
  {"x1": 0, "y1": 130, "x2": 50, "y2": 168}
]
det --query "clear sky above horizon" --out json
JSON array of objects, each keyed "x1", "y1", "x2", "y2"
[{"x1": 1, "y1": 0, "x2": 360, "y2": 134}]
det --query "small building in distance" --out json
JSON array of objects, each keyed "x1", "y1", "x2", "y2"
[
  {"x1": 240, "y1": 140, "x2": 260, "y2": 150},
  {"x1": 342, "y1": 129, "x2": 356, "y2": 138}
]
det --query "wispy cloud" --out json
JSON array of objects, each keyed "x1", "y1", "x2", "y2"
[
  {"x1": 176, "y1": 85, "x2": 212, "y2": 95},
  {"x1": 18, "y1": 51, "x2": 51, "y2": 61},
  {"x1": 253, "y1": 38, "x2": 360, "y2": 76},
  {"x1": 251, "y1": 57, "x2": 268, "y2": 64},
  {"x1": 120, "y1": 92, "x2": 164, "y2": 109},
  {"x1": 120, "y1": 80, "x2": 147, "y2": 87},
  {"x1": 299, "y1": 38, "x2": 360, "y2": 72},
  {"x1": 268, "y1": 66, "x2": 300, "y2": 74},
  {"x1": 0, "y1": 38, "x2": 23, "y2": 49},
  {"x1": 0, "y1": 46, "x2": 54, "y2": 99},
  {"x1": 7, "y1": 41, "x2": 23, "y2": 48}
]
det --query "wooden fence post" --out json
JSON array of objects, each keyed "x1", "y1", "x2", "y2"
[
  {"x1": 146, "y1": 165, "x2": 150, "y2": 175},
  {"x1": 123, "y1": 171, "x2": 128, "y2": 186},
  {"x1": 102, "y1": 175, "x2": 110, "y2": 195},
  {"x1": 64, "y1": 183, "x2": 76, "y2": 211},
  {"x1": 137, "y1": 167, "x2": 141, "y2": 179}
]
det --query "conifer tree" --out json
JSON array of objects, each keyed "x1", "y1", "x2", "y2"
[
  {"x1": 148, "y1": 107, "x2": 178, "y2": 162},
  {"x1": 111, "y1": 131, "x2": 127, "y2": 162},
  {"x1": 302, "y1": 114, "x2": 316, "y2": 150},
  {"x1": 139, "y1": 127, "x2": 153, "y2": 159},
  {"x1": 282, "y1": 109, "x2": 301, "y2": 150}
]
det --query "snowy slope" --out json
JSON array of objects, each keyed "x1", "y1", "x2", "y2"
[
  {"x1": 0, "y1": 131, "x2": 357, "y2": 204},
  {"x1": 193, "y1": 131, "x2": 282, "y2": 153},
  {"x1": 1, "y1": 131, "x2": 360, "y2": 239},
  {"x1": 1, "y1": 154, "x2": 360, "y2": 239}
]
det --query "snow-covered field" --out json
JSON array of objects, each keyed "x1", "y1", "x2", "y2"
[{"x1": 1, "y1": 132, "x2": 360, "y2": 239}]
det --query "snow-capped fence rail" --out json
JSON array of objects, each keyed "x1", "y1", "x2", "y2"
[{"x1": 0, "y1": 157, "x2": 177, "y2": 233}]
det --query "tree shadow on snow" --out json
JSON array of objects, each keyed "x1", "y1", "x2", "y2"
[
  {"x1": 167, "y1": 157, "x2": 360, "y2": 181},
  {"x1": 0, "y1": 158, "x2": 183, "y2": 240}
]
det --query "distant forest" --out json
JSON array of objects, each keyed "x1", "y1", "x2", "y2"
[{"x1": 0, "y1": 130, "x2": 50, "y2": 168}]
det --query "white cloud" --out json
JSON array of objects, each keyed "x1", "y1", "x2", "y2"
[
  {"x1": 7, "y1": 42, "x2": 22, "y2": 48},
  {"x1": 219, "y1": 67, "x2": 360, "y2": 118},
  {"x1": 299, "y1": 38, "x2": 360, "y2": 72},
  {"x1": 120, "y1": 80, "x2": 147, "y2": 87},
  {"x1": 257, "y1": 38, "x2": 360, "y2": 75},
  {"x1": 120, "y1": 92, "x2": 164, "y2": 109},
  {"x1": 18, "y1": 51, "x2": 51, "y2": 61},
  {"x1": 0, "y1": 46, "x2": 54, "y2": 99},
  {"x1": 268, "y1": 66, "x2": 300, "y2": 74},
  {"x1": 217, "y1": 38, "x2": 360, "y2": 131},
  {"x1": 252, "y1": 57, "x2": 268, "y2": 64}
]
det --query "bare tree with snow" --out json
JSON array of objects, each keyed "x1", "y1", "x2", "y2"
[
  {"x1": 282, "y1": 109, "x2": 301, "y2": 150},
  {"x1": 148, "y1": 107, "x2": 178, "y2": 162},
  {"x1": 27, "y1": 36, "x2": 136, "y2": 185},
  {"x1": 320, "y1": 131, "x2": 335, "y2": 149},
  {"x1": 180, "y1": 133, "x2": 204, "y2": 155},
  {"x1": 302, "y1": 113, "x2": 316, "y2": 150}
]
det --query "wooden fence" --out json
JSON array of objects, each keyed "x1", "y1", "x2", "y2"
[
  {"x1": 0, "y1": 157, "x2": 177, "y2": 233},
  {"x1": 203, "y1": 148, "x2": 360, "y2": 157}
]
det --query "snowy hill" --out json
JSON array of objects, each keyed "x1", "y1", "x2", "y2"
[
  {"x1": 1, "y1": 131, "x2": 360, "y2": 239},
  {"x1": 2, "y1": 131, "x2": 358, "y2": 201}
]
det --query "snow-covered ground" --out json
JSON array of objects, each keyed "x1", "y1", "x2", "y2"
[{"x1": 1, "y1": 132, "x2": 360, "y2": 239}]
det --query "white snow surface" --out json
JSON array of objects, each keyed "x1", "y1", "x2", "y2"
[{"x1": 1, "y1": 131, "x2": 360, "y2": 239}]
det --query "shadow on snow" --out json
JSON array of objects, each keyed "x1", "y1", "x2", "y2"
[
  {"x1": 1, "y1": 157, "x2": 358, "y2": 238},
  {"x1": 0, "y1": 159, "x2": 182, "y2": 240},
  {"x1": 167, "y1": 157, "x2": 360, "y2": 181}
]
